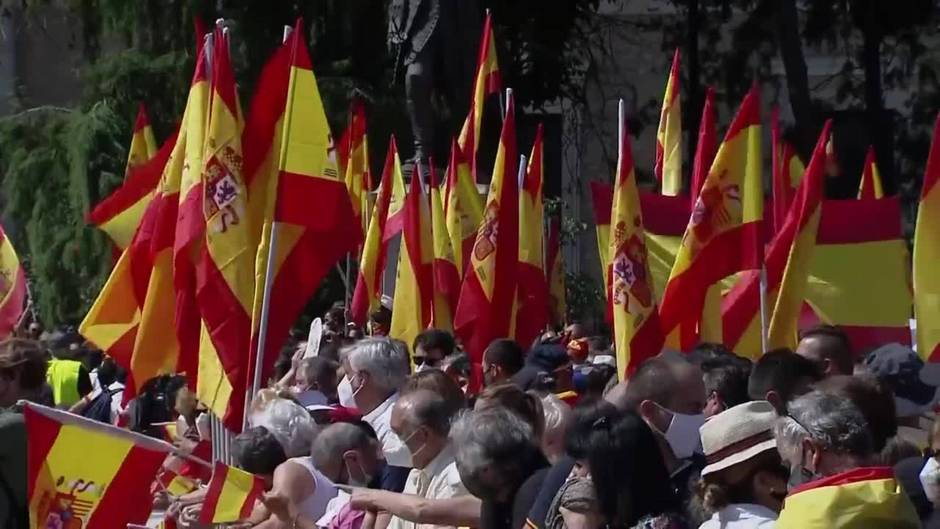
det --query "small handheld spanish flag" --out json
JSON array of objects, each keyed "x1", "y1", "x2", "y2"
[{"x1": 199, "y1": 461, "x2": 265, "y2": 524}]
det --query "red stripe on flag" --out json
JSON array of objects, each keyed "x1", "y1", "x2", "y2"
[
  {"x1": 788, "y1": 466, "x2": 895, "y2": 496},
  {"x1": 241, "y1": 475, "x2": 265, "y2": 520},
  {"x1": 589, "y1": 182, "x2": 613, "y2": 225},
  {"x1": 627, "y1": 308, "x2": 665, "y2": 376},
  {"x1": 276, "y1": 172, "x2": 357, "y2": 229},
  {"x1": 85, "y1": 445, "x2": 168, "y2": 527},
  {"x1": 24, "y1": 406, "x2": 62, "y2": 500},
  {"x1": 133, "y1": 102, "x2": 151, "y2": 133},
  {"x1": 816, "y1": 198, "x2": 902, "y2": 244},
  {"x1": 516, "y1": 262, "x2": 550, "y2": 349},
  {"x1": 200, "y1": 462, "x2": 229, "y2": 524},
  {"x1": 640, "y1": 192, "x2": 691, "y2": 236}
]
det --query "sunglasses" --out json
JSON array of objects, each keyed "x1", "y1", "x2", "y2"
[{"x1": 413, "y1": 356, "x2": 441, "y2": 366}]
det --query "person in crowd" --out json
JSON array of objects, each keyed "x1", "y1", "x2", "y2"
[
  {"x1": 688, "y1": 343, "x2": 735, "y2": 367},
  {"x1": 345, "y1": 337, "x2": 413, "y2": 489},
  {"x1": 369, "y1": 302, "x2": 393, "y2": 337},
  {"x1": 814, "y1": 375, "x2": 897, "y2": 456},
  {"x1": 295, "y1": 357, "x2": 340, "y2": 408},
  {"x1": 540, "y1": 394, "x2": 573, "y2": 465},
  {"x1": 577, "y1": 363, "x2": 617, "y2": 405},
  {"x1": 747, "y1": 349, "x2": 820, "y2": 414},
  {"x1": 701, "y1": 355, "x2": 752, "y2": 418},
  {"x1": 403, "y1": 368, "x2": 466, "y2": 415},
  {"x1": 513, "y1": 341, "x2": 572, "y2": 394},
  {"x1": 560, "y1": 402, "x2": 684, "y2": 529},
  {"x1": 566, "y1": 338, "x2": 590, "y2": 368},
  {"x1": 773, "y1": 390, "x2": 920, "y2": 527},
  {"x1": 248, "y1": 391, "x2": 319, "y2": 458},
  {"x1": 482, "y1": 339, "x2": 525, "y2": 387},
  {"x1": 45, "y1": 339, "x2": 92, "y2": 409},
  {"x1": 451, "y1": 407, "x2": 550, "y2": 529},
  {"x1": 865, "y1": 342, "x2": 940, "y2": 449},
  {"x1": 0, "y1": 339, "x2": 48, "y2": 529},
  {"x1": 903, "y1": 419, "x2": 940, "y2": 528},
  {"x1": 795, "y1": 325, "x2": 854, "y2": 378},
  {"x1": 563, "y1": 323, "x2": 588, "y2": 342},
  {"x1": 696, "y1": 401, "x2": 786, "y2": 529},
  {"x1": 313, "y1": 421, "x2": 384, "y2": 487},
  {"x1": 475, "y1": 383, "x2": 545, "y2": 442},
  {"x1": 413, "y1": 329, "x2": 456, "y2": 372}
]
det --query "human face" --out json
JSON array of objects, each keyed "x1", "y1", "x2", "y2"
[
  {"x1": 703, "y1": 390, "x2": 725, "y2": 419},
  {"x1": 414, "y1": 345, "x2": 444, "y2": 370},
  {"x1": 670, "y1": 362, "x2": 707, "y2": 416},
  {"x1": 391, "y1": 406, "x2": 432, "y2": 468}
]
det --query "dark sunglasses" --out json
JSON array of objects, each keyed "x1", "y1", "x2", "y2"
[{"x1": 413, "y1": 356, "x2": 441, "y2": 366}]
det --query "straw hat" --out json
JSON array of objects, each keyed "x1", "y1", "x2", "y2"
[{"x1": 700, "y1": 400, "x2": 778, "y2": 477}]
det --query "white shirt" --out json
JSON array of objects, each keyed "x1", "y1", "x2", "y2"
[
  {"x1": 107, "y1": 382, "x2": 125, "y2": 425},
  {"x1": 362, "y1": 392, "x2": 412, "y2": 468},
  {"x1": 698, "y1": 503, "x2": 777, "y2": 529},
  {"x1": 387, "y1": 444, "x2": 467, "y2": 529},
  {"x1": 288, "y1": 457, "x2": 339, "y2": 521}
]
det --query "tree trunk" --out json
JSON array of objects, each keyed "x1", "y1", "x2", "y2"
[
  {"x1": 685, "y1": 0, "x2": 702, "y2": 189},
  {"x1": 774, "y1": 0, "x2": 816, "y2": 156},
  {"x1": 861, "y1": 0, "x2": 893, "y2": 187}
]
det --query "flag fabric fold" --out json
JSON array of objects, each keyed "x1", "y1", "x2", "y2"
[
  {"x1": 457, "y1": 11, "x2": 502, "y2": 180},
  {"x1": 515, "y1": 124, "x2": 549, "y2": 348},
  {"x1": 339, "y1": 98, "x2": 371, "y2": 234},
  {"x1": 771, "y1": 108, "x2": 805, "y2": 232},
  {"x1": 444, "y1": 140, "x2": 484, "y2": 276},
  {"x1": 858, "y1": 146, "x2": 885, "y2": 199},
  {"x1": 0, "y1": 224, "x2": 26, "y2": 339},
  {"x1": 655, "y1": 49, "x2": 682, "y2": 196},
  {"x1": 390, "y1": 168, "x2": 434, "y2": 350},
  {"x1": 429, "y1": 163, "x2": 460, "y2": 331},
  {"x1": 691, "y1": 87, "x2": 721, "y2": 345},
  {"x1": 199, "y1": 462, "x2": 265, "y2": 524},
  {"x1": 914, "y1": 113, "x2": 940, "y2": 362}
]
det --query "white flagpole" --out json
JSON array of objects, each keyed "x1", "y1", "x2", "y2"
[{"x1": 517, "y1": 155, "x2": 527, "y2": 190}]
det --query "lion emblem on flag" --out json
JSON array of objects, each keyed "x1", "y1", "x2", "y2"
[
  {"x1": 473, "y1": 201, "x2": 500, "y2": 261},
  {"x1": 688, "y1": 169, "x2": 742, "y2": 251},
  {"x1": 611, "y1": 223, "x2": 653, "y2": 315}
]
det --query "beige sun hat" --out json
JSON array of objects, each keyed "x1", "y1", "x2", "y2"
[{"x1": 700, "y1": 400, "x2": 778, "y2": 477}]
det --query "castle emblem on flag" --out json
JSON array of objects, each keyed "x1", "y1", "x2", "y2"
[
  {"x1": 204, "y1": 146, "x2": 245, "y2": 233},
  {"x1": 689, "y1": 170, "x2": 742, "y2": 251},
  {"x1": 474, "y1": 201, "x2": 500, "y2": 261},
  {"x1": 36, "y1": 476, "x2": 106, "y2": 529},
  {"x1": 611, "y1": 219, "x2": 653, "y2": 317}
]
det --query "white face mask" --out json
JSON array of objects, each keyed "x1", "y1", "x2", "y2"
[
  {"x1": 920, "y1": 457, "x2": 940, "y2": 506},
  {"x1": 338, "y1": 375, "x2": 356, "y2": 408},
  {"x1": 662, "y1": 410, "x2": 705, "y2": 460}
]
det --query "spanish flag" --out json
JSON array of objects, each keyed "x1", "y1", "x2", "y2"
[
  {"x1": 390, "y1": 169, "x2": 434, "y2": 350},
  {"x1": 88, "y1": 103, "x2": 159, "y2": 250},
  {"x1": 589, "y1": 181, "x2": 613, "y2": 300},
  {"x1": 243, "y1": 20, "x2": 362, "y2": 387},
  {"x1": 776, "y1": 467, "x2": 919, "y2": 528},
  {"x1": 546, "y1": 216, "x2": 566, "y2": 328},
  {"x1": 350, "y1": 138, "x2": 406, "y2": 326},
  {"x1": 609, "y1": 101, "x2": 664, "y2": 378},
  {"x1": 655, "y1": 49, "x2": 682, "y2": 196},
  {"x1": 771, "y1": 108, "x2": 805, "y2": 232},
  {"x1": 458, "y1": 11, "x2": 502, "y2": 180},
  {"x1": 914, "y1": 113, "x2": 940, "y2": 362},
  {"x1": 157, "y1": 468, "x2": 199, "y2": 497},
  {"x1": 80, "y1": 131, "x2": 178, "y2": 394},
  {"x1": 381, "y1": 140, "x2": 408, "y2": 242},
  {"x1": 659, "y1": 86, "x2": 763, "y2": 341},
  {"x1": 515, "y1": 124, "x2": 550, "y2": 348},
  {"x1": 691, "y1": 87, "x2": 721, "y2": 345},
  {"x1": 858, "y1": 146, "x2": 885, "y2": 199},
  {"x1": 192, "y1": 29, "x2": 255, "y2": 431},
  {"x1": 338, "y1": 97, "x2": 371, "y2": 234},
  {"x1": 199, "y1": 462, "x2": 265, "y2": 524},
  {"x1": 444, "y1": 139, "x2": 484, "y2": 276},
  {"x1": 429, "y1": 164, "x2": 460, "y2": 331},
  {"x1": 25, "y1": 402, "x2": 176, "y2": 529},
  {"x1": 454, "y1": 92, "x2": 519, "y2": 363},
  {"x1": 0, "y1": 224, "x2": 26, "y2": 339}
]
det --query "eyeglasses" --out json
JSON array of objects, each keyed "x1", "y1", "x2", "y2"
[{"x1": 413, "y1": 356, "x2": 440, "y2": 367}]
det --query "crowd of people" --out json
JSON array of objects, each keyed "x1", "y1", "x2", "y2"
[{"x1": 2, "y1": 306, "x2": 940, "y2": 529}]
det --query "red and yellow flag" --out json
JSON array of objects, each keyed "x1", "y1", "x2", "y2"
[
  {"x1": 655, "y1": 49, "x2": 682, "y2": 196},
  {"x1": 339, "y1": 98, "x2": 371, "y2": 234},
  {"x1": 381, "y1": 140, "x2": 408, "y2": 242},
  {"x1": 243, "y1": 20, "x2": 362, "y2": 387},
  {"x1": 80, "y1": 132, "x2": 178, "y2": 383},
  {"x1": 390, "y1": 170, "x2": 435, "y2": 349},
  {"x1": 659, "y1": 86, "x2": 763, "y2": 340},
  {"x1": 25, "y1": 402, "x2": 175, "y2": 529},
  {"x1": 0, "y1": 225, "x2": 26, "y2": 339},
  {"x1": 429, "y1": 164, "x2": 460, "y2": 331},
  {"x1": 199, "y1": 462, "x2": 265, "y2": 524},
  {"x1": 771, "y1": 108, "x2": 805, "y2": 232},
  {"x1": 88, "y1": 103, "x2": 159, "y2": 250},
  {"x1": 458, "y1": 11, "x2": 502, "y2": 180},
  {"x1": 454, "y1": 92, "x2": 519, "y2": 363},
  {"x1": 158, "y1": 468, "x2": 199, "y2": 497},
  {"x1": 914, "y1": 113, "x2": 940, "y2": 362},
  {"x1": 350, "y1": 138, "x2": 405, "y2": 325},
  {"x1": 858, "y1": 146, "x2": 885, "y2": 199},
  {"x1": 609, "y1": 103, "x2": 664, "y2": 378},
  {"x1": 515, "y1": 124, "x2": 549, "y2": 348},
  {"x1": 723, "y1": 121, "x2": 831, "y2": 357},
  {"x1": 546, "y1": 216, "x2": 566, "y2": 328},
  {"x1": 444, "y1": 139, "x2": 484, "y2": 276},
  {"x1": 691, "y1": 87, "x2": 721, "y2": 345}
]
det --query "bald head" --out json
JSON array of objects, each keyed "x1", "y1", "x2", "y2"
[
  {"x1": 393, "y1": 388, "x2": 456, "y2": 437},
  {"x1": 311, "y1": 422, "x2": 373, "y2": 471},
  {"x1": 796, "y1": 325, "x2": 853, "y2": 377}
]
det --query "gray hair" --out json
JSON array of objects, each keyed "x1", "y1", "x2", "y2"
[
  {"x1": 311, "y1": 423, "x2": 373, "y2": 471},
  {"x1": 397, "y1": 389, "x2": 456, "y2": 436},
  {"x1": 346, "y1": 337, "x2": 410, "y2": 392},
  {"x1": 774, "y1": 390, "x2": 873, "y2": 462},
  {"x1": 541, "y1": 394, "x2": 572, "y2": 436},
  {"x1": 450, "y1": 408, "x2": 536, "y2": 483}
]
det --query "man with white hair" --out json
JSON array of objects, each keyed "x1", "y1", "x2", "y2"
[
  {"x1": 773, "y1": 390, "x2": 919, "y2": 527},
  {"x1": 345, "y1": 337, "x2": 414, "y2": 489},
  {"x1": 539, "y1": 394, "x2": 572, "y2": 464}
]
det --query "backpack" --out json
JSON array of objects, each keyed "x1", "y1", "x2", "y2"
[{"x1": 82, "y1": 387, "x2": 122, "y2": 424}]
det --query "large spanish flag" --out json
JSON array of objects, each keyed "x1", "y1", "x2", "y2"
[
  {"x1": 243, "y1": 20, "x2": 362, "y2": 387},
  {"x1": 429, "y1": 164, "x2": 460, "y2": 331},
  {"x1": 458, "y1": 11, "x2": 502, "y2": 180},
  {"x1": 771, "y1": 108, "x2": 805, "y2": 232},
  {"x1": 723, "y1": 121, "x2": 831, "y2": 357},
  {"x1": 444, "y1": 139, "x2": 484, "y2": 276},
  {"x1": 610, "y1": 102, "x2": 664, "y2": 378},
  {"x1": 80, "y1": 131, "x2": 178, "y2": 375},
  {"x1": 454, "y1": 92, "x2": 519, "y2": 362},
  {"x1": 199, "y1": 462, "x2": 265, "y2": 524},
  {"x1": 858, "y1": 146, "x2": 885, "y2": 199},
  {"x1": 339, "y1": 98, "x2": 371, "y2": 234},
  {"x1": 515, "y1": 124, "x2": 550, "y2": 348},
  {"x1": 776, "y1": 467, "x2": 919, "y2": 528},
  {"x1": 88, "y1": 103, "x2": 159, "y2": 249},
  {"x1": 691, "y1": 87, "x2": 721, "y2": 345},
  {"x1": 546, "y1": 216, "x2": 566, "y2": 327},
  {"x1": 390, "y1": 170, "x2": 434, "y2": 350},
  {"x1": 350, "y1": 138, "x2": 405, "y2": 325},
  {"x1": 192, "y1": 30, "x2": 256, "y2": 431},
  {"x1": 659, "y1": 86, "x2": 763, "y2": 339},
  {"x1": 25, "y1": 402, "x2": 176, "y2": 529},
  {"x1": 655, "y1": 49, "x2": 682, "y2": 196},
  {"x1": 914, "y1": 113, "x2": 940, "y2": 362},
  {"x1": 0, "y1": 224, "x2": 26, "y2": 338}
]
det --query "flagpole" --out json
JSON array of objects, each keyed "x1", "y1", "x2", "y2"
[
  {"x1": 245, "y1": 25, "x2": 292, "y2": 430},
  {"x1": 759, "y1": 265, "x2": 769, "y2": 353},
  {"x1": 518, "y1": 154, "x2": 527, "y2": 190}
]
